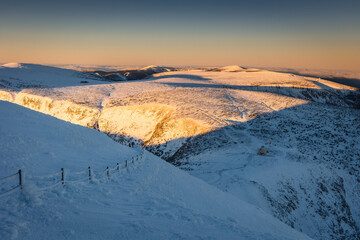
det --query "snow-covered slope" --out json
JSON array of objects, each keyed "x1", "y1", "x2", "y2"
[
  {"x1": 178, "y1": 105, "x2": 360, "y2": 240},
  {"x1": 0, "y1": 63, "x2": 359, "y2": 239},
  {"x1": 0, "y1": 101, "x2": 311, "y2": 240},
  {"x1": 0, "y1": 63, "x2": 106, "y2": 89},
  {"x1": 207, "y1": 65, "x2": 262, "y2": 72},
  {"x1": 2, "y1": 63, "x2": 24, "y2": 68},
  {"x1": 211, "y1": 65, "x2": 247, "y2": 72},
  {"x1": 140, "y1": 65, "x2": 172, "y2": 73}
]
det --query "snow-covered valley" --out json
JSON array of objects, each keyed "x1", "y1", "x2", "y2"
[
  {"x1": 1, "y1": 101, "x2": 312, "y2": 240},
  {"x1": 1, "y1": 63, "x2": 359, "y2": 239}
]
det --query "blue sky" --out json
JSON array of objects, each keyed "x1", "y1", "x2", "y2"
[{"x1": 1, "y1": 0, "x2": 359, "y2": 69}]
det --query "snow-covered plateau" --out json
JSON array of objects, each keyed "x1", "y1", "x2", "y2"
[{"x1": 0, "y1": 63, "x2": 359, "y2": 240}]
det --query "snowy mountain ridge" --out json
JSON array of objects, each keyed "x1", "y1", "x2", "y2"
[{"x1": 0, "y1": 63, "x2": 359, "y2": 239}]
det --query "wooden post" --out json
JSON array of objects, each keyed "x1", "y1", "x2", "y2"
[
  {"x1": 106, "y1": 166, "x2": 109, "y2": 177},
  {"x1": 88, "y1": 166, "x2": 91, "y2": 181},
  {"x1": 61, "y1": 168, "x2": 64, "y2": 184},
  {"x1": 18, "y1": 169, "x2": 22, "y2": 186},
  {"x1": 117, "y1": 163, "x2": 120, "y2": 171}
]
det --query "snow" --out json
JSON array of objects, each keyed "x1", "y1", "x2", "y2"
[
  {"x1": 216, "y1": 65, "x2": 247, "y2": 72},
  {"x1": 261, "y1": 67, "x2": 360, "y2": 86},
  {"x1": 0, "y1": 63, "x2": 105, "y2": 89},
  {"x1": 140, "y1": 65, "x2": 171, "y2": 73},
  {"x1": 0, "y1": 102, "x2": 137, "y2": 178},
  {"x1": 178, "y1": 100, "x2": 360, "y2": 240},
  {"x1": 1, "y1": 63, "x2": 24, "y2": 68},
  {"x1": 0, "y1": 63, "x2": 359, "y2": 239},
  {"x1": 0, "y1": 101, "x2": 312, "y2": 239}
]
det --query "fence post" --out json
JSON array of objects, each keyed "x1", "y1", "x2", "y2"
[
  {"x1": 106, "y1": 166, "x2": 109, "y2": 177},
  {"x1": 18, "y1": 169, "x2": 22, "y2": 187},
  {"x1": 117, "y1": 163, "x2": 120, "y2": 171},
  {"x1": 88, "y1": 166, "x2": 91, "y2": 181},
  {"x1": 61, "y1": 168, "x2": 64, "y2": 184}
]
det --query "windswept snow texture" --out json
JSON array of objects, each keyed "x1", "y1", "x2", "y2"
[
  {"x1": 0, "y1": 63, "x2": 359, "y2": 240},
  {"x1": 0, "y1": 101, "x2": 312, "y2": 240}
]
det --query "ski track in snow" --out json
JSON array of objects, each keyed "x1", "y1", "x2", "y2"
[
  {"x1": 225, "y1": 89, "x2": 247, "y2": 119},
  {"x1": 99, "y1": 85, "x2": 115, "y2": 110}
]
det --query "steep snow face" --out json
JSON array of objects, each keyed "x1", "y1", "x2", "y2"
[
  {"x1": 99, "y1": 104, "x2": 175, "y2": 141},
  {"x1": 0, "y1": 64, "x2": 359, "y2": 240},
  {"x1": 14, "y1": 92, "x2": 100, "y2": 128},
  {"x1": 0, "y1": 101, "x2": 312, "y2": 240},
  {"x1": 0, "y1": 89, "x2": 13, "y2": 102},
  {"x1": 98, "y1": 104, "x2": 210, "y2": 144}
]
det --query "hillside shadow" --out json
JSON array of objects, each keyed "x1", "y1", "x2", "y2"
[
  {"x1": 102, "y1": 101, "x2": 315, "y2": 164},
  {"x1": 144, "y1": 99, "x2": 359, "y2": 169},
  {"x1": 89, "y1": 81, "x2": 359, "y2": 165},
  {"x1": 142, "y1": 98, "x2": 360, "y2": 240},
  {"x1": 305, "y1": 80, "x2": 333, "y2": 90}
]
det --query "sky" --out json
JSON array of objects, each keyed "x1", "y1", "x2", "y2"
[{"x1": 0, "y1": 0, "x2": 359, "y2": 70}]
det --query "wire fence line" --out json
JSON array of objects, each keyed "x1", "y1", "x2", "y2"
[
  {"x1": 0, "y1": 150, "x2": 145, "y2": 198},
  {"x1": 0, "y1": 172, "x2": 18, "y2": 181}
]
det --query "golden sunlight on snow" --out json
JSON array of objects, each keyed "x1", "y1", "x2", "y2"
[
  {"x1": 99, "y1": 104, "x2": 211, "y2": 145},
  {"x1": 1, "y1": 67, "x2": 357, "y2": 146}
]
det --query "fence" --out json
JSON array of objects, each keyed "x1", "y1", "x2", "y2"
[{"x1": 0, "y1": 150, "x2": 145, "y2": 198}]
